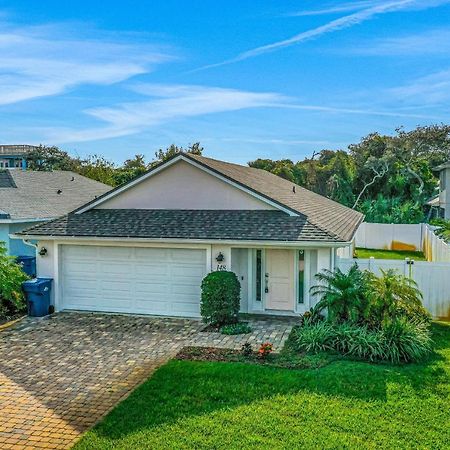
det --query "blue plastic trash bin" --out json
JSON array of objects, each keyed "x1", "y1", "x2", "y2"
[
  {"x1": 16, "y1": 255, "x2": 37, "y2": 278},
  {"x1": 22, "y1": 278, "x2": 53, "y2": 317}
]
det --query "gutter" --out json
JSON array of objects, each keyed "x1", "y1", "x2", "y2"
[
  {"x1": 0, "y1": 217, "x2": 55, "y2": 224},
  {"x1": 10, "y1": 233, "x2": 353, "y2": 248}
]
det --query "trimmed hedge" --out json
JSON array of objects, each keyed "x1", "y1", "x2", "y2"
[{"x1": 200, "y1": 271, "x2": 240, "y2": 326}]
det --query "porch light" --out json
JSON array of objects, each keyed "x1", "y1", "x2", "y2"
[
  {"x1": 215, "y1": 252, "x2": 225, "y2": 262},
  {"x1": 38, "y1": 247, "x2": 48, "y2": 257}
]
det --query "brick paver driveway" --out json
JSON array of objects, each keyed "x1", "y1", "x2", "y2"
[{"x1": 0, "y1": 312, "x2": 294, "y2": 449}]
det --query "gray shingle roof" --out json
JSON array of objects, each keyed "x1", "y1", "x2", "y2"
[
  {"x1": 0, "y1": 170, "x2": 111, "y2": 220},
  {"x1": 18, "y1": 209, "x2": 340, "y2": 242},
  {"x1": 188, "y1": 154, "x2": 363, "y2": 241}
]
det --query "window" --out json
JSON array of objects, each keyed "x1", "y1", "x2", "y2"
[
  {"x1": 298, "y1": 250, "x2": 305, "y2": 304},
  {"x1": 255, "y1": 249, "x2": 262, "y2": 301}
]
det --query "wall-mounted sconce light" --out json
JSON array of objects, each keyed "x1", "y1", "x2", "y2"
[
  {"x1": 215, "y1": 252, "x2": 225, "y2": 262},
  {"x1": 38, "y1": 247, "x2": 48, "y2": 257}
]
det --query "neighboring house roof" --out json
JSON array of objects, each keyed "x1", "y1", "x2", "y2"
[
  {"x1": 17, "y1": 209, "x2": 338, "y2": 242},
  {"x1": 0, "y1": 170, "x2": 111, "y2": 220},
  {"x1": 19, "y1": 153, "x2": 363, "y2": 243},
  {"x1": 426, "y1": 195, "x2": 440, "y2": 207}
]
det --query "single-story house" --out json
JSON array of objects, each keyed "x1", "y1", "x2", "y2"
[
  {"x1": 1, "y1": 169, "x2": 111, "y2": 256},
  {"x1": 15, "y1": 153, "x2": 363, "y2": 318}
]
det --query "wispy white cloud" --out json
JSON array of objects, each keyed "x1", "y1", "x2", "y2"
[
  {"x1": 389, "y1": 69, "x2": 450, "y2": 104},
  {"x1": 346, "y1": 28, "x2": 450, "y2": 55},
  {"x1": 43, "y1": 84, "x2": 289, "y2": 143},
  {"x1": 0, "y1": 19, "x2": 173, "y2": 105},
  {"x1": 41, "y1": 82, "x2": 440, "y2": 144},
  {"x1": 287, "y1": 1, "x2": 379, "y2": 17},
  {"x1": 195, "y1": 0, "x2": 450, "y2": 71}
]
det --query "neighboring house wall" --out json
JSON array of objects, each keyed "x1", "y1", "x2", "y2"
[
  {"x1": 439, "y1": 167, "x2": 450, "y2": 219},
  {"x1": 96, "y1": 160, "x2": 276, "y2": 211},
  {"x1": 8, "y1": 222, "x2": 41, "y2": 256},
  {"x1": 0, "y1": 223, "x2": 10, "y2": 253},
  {"x1": 0, "y1": 221, "x2": 41, "y2": 256}
]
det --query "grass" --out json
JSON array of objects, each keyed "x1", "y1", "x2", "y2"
[
  {"x1": 74, "y1": 322, "x2": 450, "y2": 449},
  {"x1": 355, "y1": 247, "x2": 426, "y2": 261}
]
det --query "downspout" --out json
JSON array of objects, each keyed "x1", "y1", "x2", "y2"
[{"x1": 22, "y1": 239, "x2": 38, "y2": 251}]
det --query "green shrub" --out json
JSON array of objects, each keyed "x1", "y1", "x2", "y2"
[
  {"x1": 220, "y1": 322, "x2": 252, "y2": 335},
  {"x1": 293, "y1": 321, "x2": 335, "y2": 353},
  {"x1": 332, "y1": 323, "x2": 383, "y2": 361},
  {"x1": 365, "y1": 269, "x2": 430, "y2": 326},
  {"x1": 0, "y1": 242, "x2": 28, "y2": 319},
  {"x1": 311, "y1": 265, "x2": 430, "y2": 328},
  {"x1": 310, "y1": 264, "x2": 369, "y2": 323},
  {"x1": 293, "y1": 320, "x2": 432, "y2": 364},
  {"x1": 200, "y1": 271, "x2": 240, "y2": 326},
  {"x1": 381, "y1": 318, "x2": 432, "y2": 363}
]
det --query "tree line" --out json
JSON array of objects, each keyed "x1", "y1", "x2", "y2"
[{"x1": 27, "y1": 124, "x2": 450, "y2": 224}]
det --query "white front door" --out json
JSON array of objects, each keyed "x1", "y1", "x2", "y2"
[
  {"x1": 265, "y1": 249, "x2": 294, "y2": 311},
  {"x1": 60, "y1": 245, "x2": 207, "y2": 317}
]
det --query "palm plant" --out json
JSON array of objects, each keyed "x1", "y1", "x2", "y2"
[
  {"x1": 365, "y1": 269, "x2": 429, "y2": 325},
  {"x1": 310, "y1": 264, "x2": 368, "y2": 324}
]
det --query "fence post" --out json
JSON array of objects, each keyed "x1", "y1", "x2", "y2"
[{"x1": 368, "y1": 256, "x2": 374, "y2": 272}]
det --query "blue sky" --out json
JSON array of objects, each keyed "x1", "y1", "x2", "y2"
[{"x1": 1, "y1": 0, "x2": 450, "y2": 164}]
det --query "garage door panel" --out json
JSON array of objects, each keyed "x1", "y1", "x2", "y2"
[
  {"x1": 61, "y1": 245, "x2": 206, "y2": 317},
  {"x1": 135, "y1": 264, "x2": 170, "y2": 277},
  {"x1": 97, "y1": 246, "x2": 134, "y2": 259},
  {"x1": 171, "y1": 301, "x2": 200, "y2": 315},
  {"x1": 135, "y1": 247, "x2": 169, "y2": 260},
  {"x1": 134, "y1": 299, "x2": 169, "y2": 312},
  {"x1": 171, "y1": 264, "x2": 205, "y2": 278},
  {"x1": 135, "y1": 282, "x2": 169, "y2": 294},
  {"x1": 171, "y1": 249, "x2": 204, "y2": 262}
]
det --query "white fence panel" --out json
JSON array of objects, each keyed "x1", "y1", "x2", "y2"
[
  {"x1": 337, "y1": 257, "x2": 450, "y2": 319},
  {"x1": 355, "y1": 223, "x2": 422, "y2": 251},
  {"x1": 422, "y1": 225, "x2": 450, "y2": 262}
]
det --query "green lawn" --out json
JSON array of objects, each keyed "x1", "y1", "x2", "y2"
[
  {"x1": 75, "y1": 322, "x2": 450, "y2": 449},
  {"x1": 355, "y1": 247, "x2": 426, "y2": 261}
]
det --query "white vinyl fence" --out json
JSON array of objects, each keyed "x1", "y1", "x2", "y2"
[
  {"x1": 422, "y1": 224, "x2": 450, "y2": 262},
  {"x1": 355, "y1": 222, "x2": 450, "y2": 262},
  {"x1": 337, "y1": 257, "x2": 450, "y2": 320}
]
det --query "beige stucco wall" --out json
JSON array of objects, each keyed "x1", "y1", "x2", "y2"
[{"x1": 96, "y1": 160, "x2": 275, "y2": 210}]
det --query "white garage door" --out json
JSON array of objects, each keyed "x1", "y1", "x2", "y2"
[{"x1": 60, "y1": 245, "x2": 207, "y2": 317}]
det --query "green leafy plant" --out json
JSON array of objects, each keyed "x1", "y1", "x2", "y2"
[
  {"x1": 430, "y1": 218, "x2": 450, "y2": 242},
  {"x1": 220, "y1": 322, "x2": 252, "y2": 335},
  {"x1": 0, "y1": 242, "x2": 29, "y2": 319},
  {"x1": 200, "y1": 271, "x2": 241, "y2": 327},
  {"x1": 294, "y1": 321, "x2": 335, "y2": 353},
  {"x1": 365, "y1": 269, "x2": 430, "y2": 326},
  {"x1": 381, "y1": 318, "x2": 432, "y2": 363},
  {"x1": 331, "y1": 322, "x2": 382, "y2": 361},
  {"x1": 293, "y1": 319, "x2": 431, "y2": 363},
  {"x1": 310, "y1": 264, "x2": 369, "y2": 323}
]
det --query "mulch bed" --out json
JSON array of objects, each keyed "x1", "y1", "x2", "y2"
[{"x1": 175, "y1": 346, "x2": 332, "y2": 369}]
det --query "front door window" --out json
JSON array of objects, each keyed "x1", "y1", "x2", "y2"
[{"x1": 298, "y1": 250, "x2": 305, "y2": 304}]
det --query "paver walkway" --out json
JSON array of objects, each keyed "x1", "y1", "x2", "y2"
[{"x1": 0, "y1": 312, "x2": 294, "y2": 449}]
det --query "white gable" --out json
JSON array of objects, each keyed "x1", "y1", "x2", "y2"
[{"x1": 95, "y1": 159, "x2": 276, "y2": 210}]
